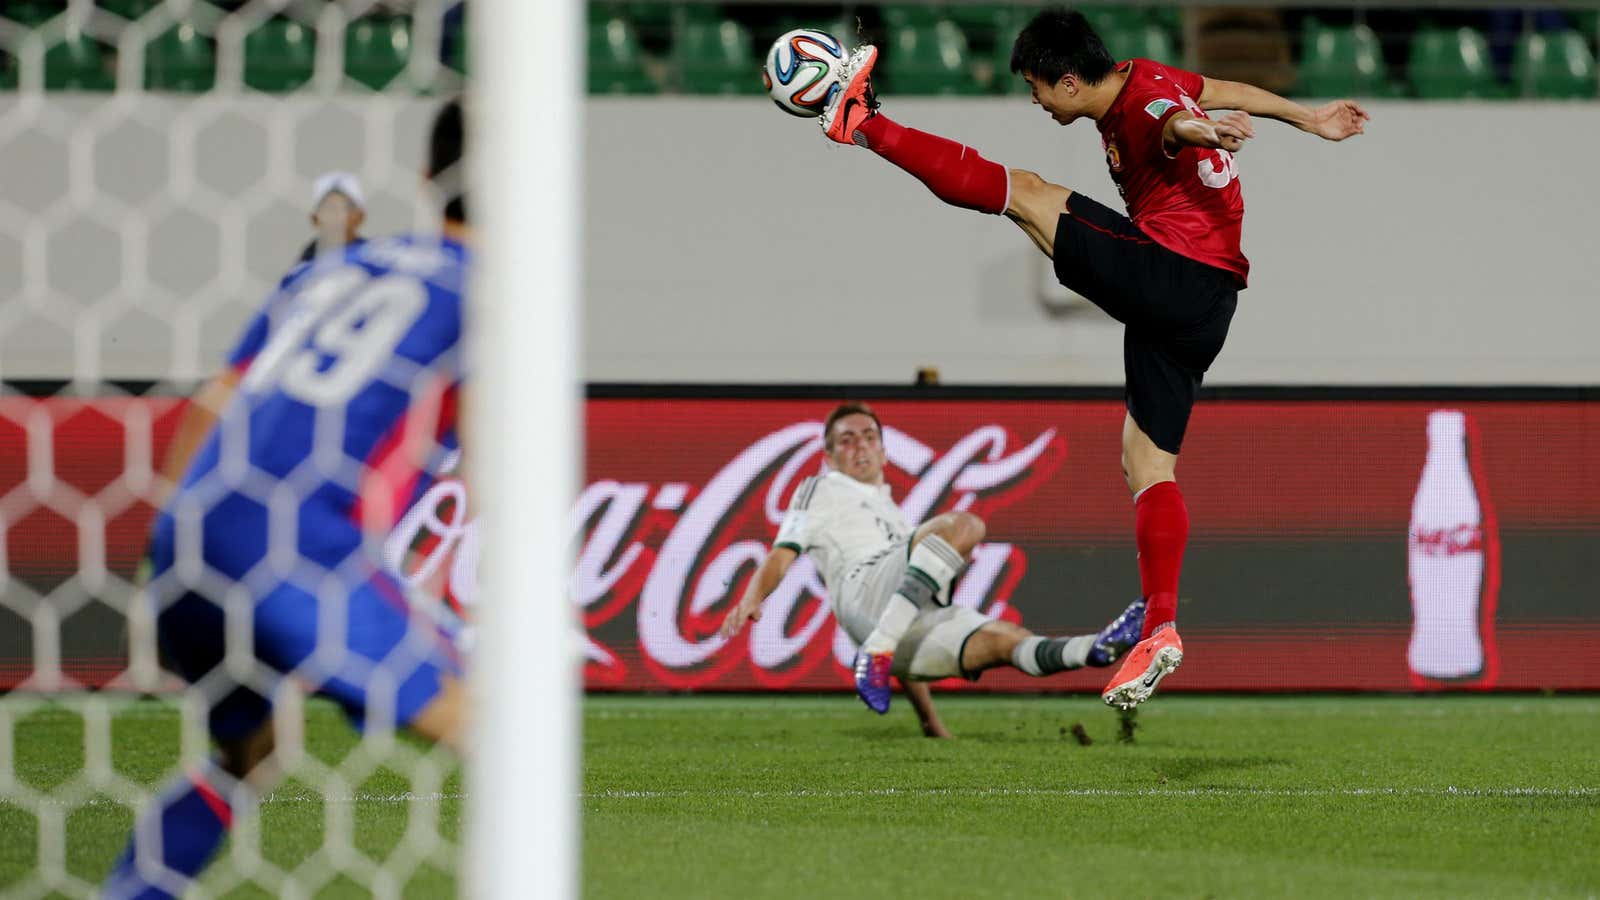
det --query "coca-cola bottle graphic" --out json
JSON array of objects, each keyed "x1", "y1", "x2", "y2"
[{"x1": 1406, "y1": 409, "x2": 1500, "y2": 687}]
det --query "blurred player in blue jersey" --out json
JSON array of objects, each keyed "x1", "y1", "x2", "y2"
[
  {"x1": 148, "y1": 176, "x2": 369, "y2": 510},
  {"x1": 106, "y1": 99, "x2": 470, "y2": 900}
]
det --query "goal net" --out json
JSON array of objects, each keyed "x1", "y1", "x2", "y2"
[{"x1": 0, "y1": 1, "x2": 548, "y2": 896}]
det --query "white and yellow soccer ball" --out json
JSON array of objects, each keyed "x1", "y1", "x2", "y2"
[{"x1": 763, "y1": 29, "x2": 849, "y2": 118}]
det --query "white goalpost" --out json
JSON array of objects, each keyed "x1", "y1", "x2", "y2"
[{"x1": 467, "y1": 0, "x2": 582, "y2": 897}]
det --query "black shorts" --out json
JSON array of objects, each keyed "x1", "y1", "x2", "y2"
[{"x1": 1052, "y1": 192, "x2": 1240, "y2": 455}]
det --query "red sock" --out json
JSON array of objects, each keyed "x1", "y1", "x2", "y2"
[
  {"x1": 855, "y1": 114, "x2": 1009, "y2": 214},
  {"x1": 1135, "y1": 481, "x2": 1189, "y2": 639}
]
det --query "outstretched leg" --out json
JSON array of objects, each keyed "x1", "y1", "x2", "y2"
[
  {"x1": 106, "y1": 674, "x2": 467, "y2": 899},
  {"x1": 958, "y1": 598, "x2": 1145, "y2": 677},
  {"x1": 821, "y1": 45, "x2": 1075, "y2": 261},
  {"x1": 103, "y1": 717, "x2": 276, "y2": 900},
  {"x1": 108, "y1": 567, "x2": 469, "y2": 899}
]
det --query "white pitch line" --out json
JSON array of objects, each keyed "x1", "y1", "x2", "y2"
[
  {"x1": 13, "y1": 791, "x2": 467, "y2": 808},
  {"x1": 582, "y1": 786, "x2": 1600, "y2": 800},
  {"x1": 11, "y1": 785, "x2": 1596, "y2": 809}
]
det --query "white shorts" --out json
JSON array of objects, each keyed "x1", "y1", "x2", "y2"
[
  {"x1": 894, "y1": 605, "x2": 992, "y2": 682},
  {"x1": 833, "y1": 545, "x2": 991, "y2": 682}
]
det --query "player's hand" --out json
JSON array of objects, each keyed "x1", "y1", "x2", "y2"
[
  {"x1": 1307, "y1": 100, "x2": 1369, "y2": 141},
  {"x1": 717, "y1": 596, "x2": 762, "y2": 639},
  {"x1": 1216, "y1": 110, "x2": 1255, "y2": 140},
  {"x1": 1214, "y1": 117, "x2": 1251, "y2": 152}
]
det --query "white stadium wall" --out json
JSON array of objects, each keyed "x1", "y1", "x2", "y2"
[
  {"x1": 584, "y1": 98, "x2": 1600, "y2": 385},
  {"x1": 2, "y1": 96, "x2": 1596, "y2": 384}
]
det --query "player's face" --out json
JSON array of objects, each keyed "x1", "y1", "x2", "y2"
[
  {"x1": 1025, "y1": 73, "x2": 1084, "y2": 125},
  {"x1": 313, "y1": 192, "x2": 365, "y2": 243},
  {"x1": 826, "y1": 414, "x2": 887, "y2": 485}
]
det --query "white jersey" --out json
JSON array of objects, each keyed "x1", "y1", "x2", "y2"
[
  {"x1": 774, "y1": 470, "x2": 913, "y2": 600},
  {"x1": 773, "y1": 469, "x2": 990, "y2": 679}
]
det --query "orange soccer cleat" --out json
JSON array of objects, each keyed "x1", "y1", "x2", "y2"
[
  {"x1": 1101, "y1": 624, "x2": 1184, "y2": 710},
  {"x1": 820, "y1": 45, "x2": 880, "y2": 146}
]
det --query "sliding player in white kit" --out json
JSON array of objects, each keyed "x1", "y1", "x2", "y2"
[{"x1": 718, "y1": 403, "x2": 1144, "y2": 735}]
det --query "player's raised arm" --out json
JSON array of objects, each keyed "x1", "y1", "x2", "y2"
[
  {"x1": 718, "y1": 545, "x2": 799, "y2": 639},
  {"x1": 157, "y1": 367, "x2": 242, "y2": 501},
  {"x1": 1197, "y1": 77, "x2": 1370, "y2": 141}
]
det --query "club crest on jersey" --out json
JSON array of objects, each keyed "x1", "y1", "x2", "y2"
[
  {"x1": 1144, "y1": 98, "x2": 1177, "y2": 119},
  {"x1": 1105, "y1": 140, "x2": 1123, "y2": 172}
]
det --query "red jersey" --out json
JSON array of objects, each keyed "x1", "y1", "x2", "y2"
[{"x1": 1096, "y1": 59, "x2": 1249, "y2": 284}]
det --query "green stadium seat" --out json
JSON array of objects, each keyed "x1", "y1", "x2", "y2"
[
  {"x1": 1408, "y1": 28, "x2": 1504, "y2": 99},
  {"x1": 144, "y1": 23, "x2": 214, "y2": 92},
  {"x1": 98, "y1": 0, "x2": 157, "y2": 21},
  {"x1": 0, "y1": 51, "x2": 16, "y2": 89},
  {"x1": 665, "y1": 3, "x2": 722, "y2": 29},
  {"x1": 883, "y1": 21, "x2": 983, "y2": 95},
  {"x1": 589, "y1": 17, "x2": 656, "y2": 94},
  {"x1": 1149, "y1": 6, "x2": 1183, "y2": 34},
  {"x1": 244, "y1": 18, "x2": 314, "y2": 92},
  {"x1": 44, "y1": 30, "x2": 113, "y2": 90},
  {"x1": 674, "y1": 19, "x2": 760, "y2": 95},
  {"x1": 946, "y1": 4, "x2": 1012, "y2": 39},
  {"x1": 615, "y1": 2, "x2": 686, "y2": 53},
  {"x1": 991, "y1": 20, "x2": 1028, "y2": 94},
  {"x1": 882, "y1": 5, "x2": 948, "y2": 31},
  {"x1": 1081, "y1": 6, "x2": 1147, "y2": 38},
  {"x1": 345, "y1": 15, "x2": 410, "y2": 90},
  {"x1": 3, "y1": 3, "x2": 58, "y2": 28},
  {"x1": 1514, "y1": 30, "x2": 1597, "y2": 98},
  {"x1": 1100, "y1": 24, "x2": 1178, "y2": 64},
  {"x1": 1298, "y1": 23, "x2": 1393, "y2": 97},
  {"x1": 772, "y1": 15, "x2": 857, "y2": 45}
]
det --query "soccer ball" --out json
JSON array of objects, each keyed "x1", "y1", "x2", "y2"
[{"x1": 763, "y1": 29, "x2": 848, "y2": 118}]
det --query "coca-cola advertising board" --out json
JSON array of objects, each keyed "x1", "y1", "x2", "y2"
[{"x1": 2, "y1": 388, "x2": 1598, "y2": 692}]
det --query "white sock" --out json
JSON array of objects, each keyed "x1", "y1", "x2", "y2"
[
  {"x1": 860, "y1": 536, "x2": 968, "y2": 656},
  {"x1": 1059, "y1": 634, "x2": 1095, "y2": 669},
  {"x1": 908, "y1": 535, "x2": 965, "y2": 604},
  {"x1": 1012, "y1": 636, "x2": 1046, "y2": 676},
  {"x1": 860, "y1": 594, "x2": 918, "y2": 655},
  {"x1": 1012, "y1": 634, "x2": 1096, "y2": 677}
]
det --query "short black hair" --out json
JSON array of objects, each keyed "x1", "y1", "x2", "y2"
[
  {"x1": 1010, "y1": 8, "x2": 1115, "y2": 86},
  {"x1": 823, "y1": 402, "x2": 883, "y2": 451},
  {"x1": 427, "y1": 97, "x2": 466, "y2": 223}
]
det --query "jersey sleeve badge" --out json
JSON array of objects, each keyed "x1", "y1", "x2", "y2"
[{"x1": 1144, "y1": 98, "x2": 1178, "y2": 119}]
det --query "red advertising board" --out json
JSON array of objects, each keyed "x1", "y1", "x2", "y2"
[{"x1": 2, "y1": 391, "x2": 1598, "y2": 693}]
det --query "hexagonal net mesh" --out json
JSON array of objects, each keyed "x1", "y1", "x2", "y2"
[{"x1": 0, "y1": 2, "x2": 471, "y2": 896}]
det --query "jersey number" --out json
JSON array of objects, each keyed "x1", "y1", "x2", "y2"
[
  {"x1": 1180, "y1": 94, "x2": 1239, "y2": 189},
  {"x1": 242, "y1": 267, "x2": 427, "y2": 406},
  {"x1": 1198, "y1": 149, "x2": 1238, "y2": 189}
]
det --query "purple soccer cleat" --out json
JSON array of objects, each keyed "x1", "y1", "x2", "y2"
[
  {"x1": 853, "y1": 651, "x2": 894, "y2": 714},
  {"x1": 1087, "y1": 598, "x2": 1147, "y2": 667}
]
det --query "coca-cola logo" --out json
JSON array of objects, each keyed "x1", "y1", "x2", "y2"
[
  {"x1": 386, "y1": 420, "x2": 1066, "y2": 688},
  {"x1": 1409, "y1": 525, "x2": 1484, "y2": 556}
]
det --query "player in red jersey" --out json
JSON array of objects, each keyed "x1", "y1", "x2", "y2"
[{"x1": 816, "y1": 8, "x2": 1368, "y2": 709}]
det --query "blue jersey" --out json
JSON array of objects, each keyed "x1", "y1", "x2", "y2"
[
  {"x1": 163, "y1": 234, "x2": 467, "y2": 579},
  {"x1": 225, "y1": 238, "x2": 374, "y2": 377}
]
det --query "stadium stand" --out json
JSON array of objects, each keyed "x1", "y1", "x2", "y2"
[{"x1": 0, "y1": 4, "x2": 1594, "y2": 99}]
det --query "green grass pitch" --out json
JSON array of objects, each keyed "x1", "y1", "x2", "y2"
[{"x1": 1, "y1": 694, "x2": 1597, "y2": 897}]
